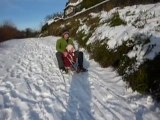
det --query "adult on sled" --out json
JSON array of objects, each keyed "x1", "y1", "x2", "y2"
[{"x1": 56, "y1": 29, "x2": 87, "y2": 73}]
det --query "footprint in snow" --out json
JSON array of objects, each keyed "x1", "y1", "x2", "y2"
[{"x1": 37, "y1": 79, "x2": 44, "y2": 86}]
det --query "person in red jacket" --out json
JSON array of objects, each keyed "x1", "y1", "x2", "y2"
[{"x1": 63, "y1": 44, "x2": 77, "y2": 69}]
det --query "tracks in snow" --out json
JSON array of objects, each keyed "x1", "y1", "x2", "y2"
[{"x1": 0, "y1": 37, "x2": 159, "y2": 120}]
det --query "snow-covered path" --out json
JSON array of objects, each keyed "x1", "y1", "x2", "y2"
[{"x1": 0, "y1": 36, "x2": 159, "y2": 120}]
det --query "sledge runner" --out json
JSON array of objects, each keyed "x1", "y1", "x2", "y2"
[{"x1": 56, "y1": 29, "x2": 87, "y2": 73}]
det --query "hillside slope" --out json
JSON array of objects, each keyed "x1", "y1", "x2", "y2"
[
  {"x1": 45, "y1": 3, "x2": 160, "y2": 100},
  {"x1": 0, "y1": 36, "x2": 160, "y2": 120}
]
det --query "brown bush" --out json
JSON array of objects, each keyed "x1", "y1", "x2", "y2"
[
  {"x1": 0, "y1": 21, "x2": 40, "y2": 42},
  {"x1": 0, "y1": 23, "x2": 24, "y2": 42}
]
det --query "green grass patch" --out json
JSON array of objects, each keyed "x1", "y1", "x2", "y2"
[
  {"x1": 76, "y1": 31, "x2": 92, "y2": 48},
  {"x1": 109, "y1": 12, "x2": 127, "y2": 27},
  {"x1": 86, "y1": 16, "x2": 100, "y2": 30}
]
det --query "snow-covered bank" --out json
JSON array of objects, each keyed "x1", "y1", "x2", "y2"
[
  {"x1": 0, "y1": 36, "x2": 160, "y2": 120},
  {"x1": 70, "y1": 3, "x2": 160, "y2": 97},
  {"x1": 85, "y1": 3, "x2": 160, "y2": 69}
]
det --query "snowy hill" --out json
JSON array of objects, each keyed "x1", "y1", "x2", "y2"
[
  {"x1": 86, "y1": 3, "x2": 160, "y2": 64},
  {"x1": 44, "y1": 3, "x2": 160, "y2": 100},
  {"x1": 0, "y1": 36, "x2": 160, "y2": 120}
]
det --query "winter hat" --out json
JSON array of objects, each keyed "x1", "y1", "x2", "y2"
[{"x1": 62, "y1": 29, "x2": 69, "y2": 36}]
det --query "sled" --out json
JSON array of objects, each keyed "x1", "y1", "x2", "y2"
[{"x1": 63, "y1": 52, "x2": 87, "y2": 73}]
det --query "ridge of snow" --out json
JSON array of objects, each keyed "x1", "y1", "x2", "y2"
[
  {"x1": 47, "y1": 17, "x2": 63, "y2": 25},
  {"x1": 67, "y1": 0, "x2": 83, "y2": 7},
  {"x1": 65, "y1": 0, "x2": 110, "y2": 20}
]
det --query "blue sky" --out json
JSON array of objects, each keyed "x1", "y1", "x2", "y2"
[{"x1": 0, "y1": 0, "x2": 67, "y2": 30}]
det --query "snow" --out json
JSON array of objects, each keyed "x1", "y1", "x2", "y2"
[
  {"x1": 145, "y1": 33, "x2": 160, "y2": 60},
  {"x1": 0, "y1": 36, "x2": 160, "y2": 120},
  {"x1": 79, "y1": 3, "x2": 160, "y2": 70},
  {"x1": 67, "y1": 0, "x2": 83, "y2": 7},
  {"x1": 47, "y1": 19, "x2": 55, "y2": 25},
  {"x1": 65, "y1": 0, "x2": 110, "y2": 20},
  {"x1": 46, "y1": 17, "x2": 63, "y2": 25},
  {"x1": 77, "y1": 20, "x2": 90, "y2": 35}
]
